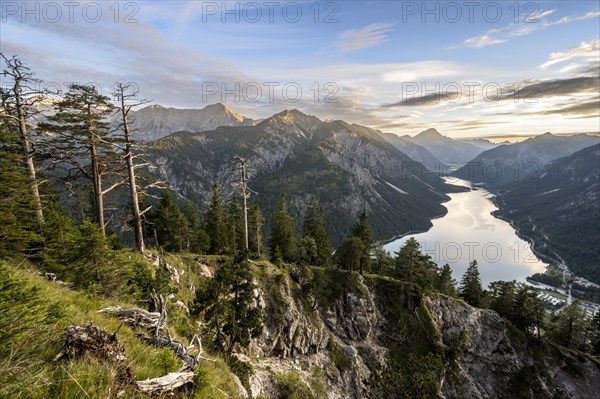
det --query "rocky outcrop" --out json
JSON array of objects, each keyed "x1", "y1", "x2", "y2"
[{"x1": 244, "y1": 271, "x2": 600, "y2": 399}]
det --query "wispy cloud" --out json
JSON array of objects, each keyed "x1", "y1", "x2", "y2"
[
  {"x1": 452, "y1": 10, "x2": 600, "y2": 49},
  {"x1": 336, "y1": 23, "x2": 394, "y2": 53},
  {"x1": 540, "y1": 39, "x2": 600, "y2": 70}
]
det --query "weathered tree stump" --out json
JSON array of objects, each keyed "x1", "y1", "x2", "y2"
[{"x1": 54, "y1": 324, "x2": 134, "y2": 386}]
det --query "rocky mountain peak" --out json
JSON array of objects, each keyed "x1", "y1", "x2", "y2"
[{"x1": 416, "y1": 128, "x2": 443, "y2": 139}]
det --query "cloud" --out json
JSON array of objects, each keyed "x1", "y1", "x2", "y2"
[
  {"x1": 336, "y1": 23, "x2": 394, "y2": 53},
  {"x1": 453, "y1": 10, "x2": 600, "y2": 49},
  {"x1": 499, "y1": 76, "x2": 600, "y2": 100},
  {"x1": 540, "y1": 39, "x2": 600, "y2": 70},
  {"x1": 382, "y1": 92, "x2": 462, "y2": 107}
]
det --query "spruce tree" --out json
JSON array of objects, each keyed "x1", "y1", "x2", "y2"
[
  {"x1": 336, "y1": 236, "x2": 364, "y2": 273},
  {"x1": 269, "y1": 192, "x2": 297, "y2": 263},
  {"x1": 248, "y1": 203, "x2": 263, "y2": 258},
  {"x1": 0, "y1": 54, "x2": 45, "y2": 224},
  {"x1": 0, "y1": 119, "x2": 41, "y2": 255},
  {"x1": 459, "y1": 260, "x2": 484, "y2": 307},
  {"x1": 153, "y1": 190, "x2": 188, "y2": 252},
  {"x1": 227, "y1": 198, "x2": 245, "y2": 255},
  {"x1": 437, "y1": 264, "x2": 457, "y2": 295},
  {"x1": 351, "y1": 209, "x2": 374, "y2": 275},
  {"x1": 548, "y1": 302, "x2": 586, "y2": 348},
  {"x1": 394, "y1": 238, "x2": 438, "y2": 288},
  {"x1": 302, "y1": 197, "x2": 332, "y2": 266},
  {"x1": 204, "y1": 185, "x2": 228, "y2": 254},
  {"x1": 371, "y1": 243, "x2": 394, "y2": 275}
]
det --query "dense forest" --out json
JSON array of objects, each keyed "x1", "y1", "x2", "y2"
[{"x1": 2, "y1": 54, "x2": 600, "y2": 398}]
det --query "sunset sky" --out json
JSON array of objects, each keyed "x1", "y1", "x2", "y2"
[{"x1": 1, "y1": 0, "x2": 599, "y2": 138}]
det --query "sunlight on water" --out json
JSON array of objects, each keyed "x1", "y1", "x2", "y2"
[{"x1": 384, "y1": 178, "x2": 548, "y2": 287}]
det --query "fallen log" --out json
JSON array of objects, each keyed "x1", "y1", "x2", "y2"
[
  {"x1": 136, "y1": 332, "x2": 199, "y2": 369},
  {"x1": 97, "y1": 306, "x2": 164, "y2": 330},
  {"x1": 136, "y1": 371, "x2": 195, "y2": 394}
]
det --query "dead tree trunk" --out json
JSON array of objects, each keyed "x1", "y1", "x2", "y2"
[
  {"x1": 1, "y1": 53, "x2": 44, "y2": 224},
  {"x1": 113, "y1": 83, "x2": 149, "y2": 253}
]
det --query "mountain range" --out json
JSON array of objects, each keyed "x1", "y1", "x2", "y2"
[
  {"x1": 455, "y1": 132, "x2": 600, "y2": 185},
  {"x1": 126, "y1": 103, "x2": 257, "y2": 140},
  {"x1": 402, "y1": 128, "x2": 485, "y2": 166},
  {"x1": 494, "y1": 144, "x2": 600, "y2": 284},
  {"x1": 144, "y1": 109, "x2": 464, "y2": 244},
  {"x1": 381, "y1": 133, "x2": 445, "y2": 170}
]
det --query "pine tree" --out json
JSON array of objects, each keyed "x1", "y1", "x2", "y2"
[
  {"x1": 437, "y1": 264, "x2": 457, "y2": 295},
  {"x1": 248, "y1": 203, "x2": 263, "y2": 258},
  {"x1": 40, "y1": 84, "x2": 120, "y2": 235},
  {"x1": 270, "y1": 192, "x2": 297, "y2": 263},
  {"x1": 302, "y1": 197, "x2": 332, "y2": 266},
  {"x1": 459, "y1": 260, "x2": 484, "y2": 307},
  {"x1": 351, "y1": 209, "x2": 374, "y2": 275},
  {"x1": 204, "y1": 185, "x2": 228, "y2": 254}
]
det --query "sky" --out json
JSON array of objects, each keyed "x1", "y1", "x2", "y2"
[{"x1": 1, "y1": 0, "x2": 599, "y2": 138}]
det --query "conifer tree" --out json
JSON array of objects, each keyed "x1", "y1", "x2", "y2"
[
  {"x1": 459, "y1": 260, "x2": 484, "y2": 307},
  {"x1": 192, "y1": 252, "x2": 263, "y2": 353},
  {"x1": 548, "y1": 302, "x2": 586, "y2": 348},
  {"x1": 227, "y1": 198, "x2": 245, "y2": 255},
  {"x1": 302, "y1": 197, "x2": 332, "y2": 266},
  {"x1": 394, "y1": 238, "x2": 438, "y2": 287},
  {"x1": 204, "y1": 185, "x2": 228, "y2": 254},
  {"x1": 153, "y1": 190, "x2": 189, "y2": 252},
  {"x1": 336, "y1": 236, "x2": 364, "y2": 273},
  {"x1": 270, "y1": 192, "x2": 297, "y2": 263},
  {"x1": 351, "y1": 209, "x2": 374, "y2": 275},
  {"x1": 0, "y1": 53, "x2": 45, "y2": 224},
  {"x1": 592, "y1": 311, "x2": 600, "y2": 355},
  {"x1": 248, "y1": 203, "x2": 263, "y2": 257},
  {"x1": 40, "y1": 84, "x2": 121, "y2": 235},
  {"x1": 0, "y1": 120, "x2": 40, "y2": 255},
  {"x1": 437, "y1": 264, "x2": 457, "y2": 295},
  {"x1": 371, "y1": 243, "x2": 394, "y2": 275}
]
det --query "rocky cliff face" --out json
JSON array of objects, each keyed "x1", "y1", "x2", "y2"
[{"x1": 241, "y1": 267, "x2": 600, "y2": 399}]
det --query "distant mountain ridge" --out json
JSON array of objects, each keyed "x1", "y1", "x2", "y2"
[
  {"x1": 126, "y1": 103, "x2": 256, "y2": 140},
  {"x1": 494, "y1": 144, "x2": 600, "y2": 284},
  {"x1": 144, "y1": 109, "x2": 463, "y2": 244},
  {"x1": 455, "y1": 132, "x2": 600, "y2": 185},
  {"x1": 404, "y1": 128, "x2": 484, "y2": 165},
  {"x1": 381, "y1": 133, "x2": 446, "y2": 170}
]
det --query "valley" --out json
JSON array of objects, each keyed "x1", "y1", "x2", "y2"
[{"x1": 2, "y1": 3, "x2": 599, "y2": 397}]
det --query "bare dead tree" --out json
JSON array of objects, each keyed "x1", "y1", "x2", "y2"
[
  {"x1": 112, "y1": 82, "x2": 152, "y2": 252},
  {"x1": 0, "y1": 53, "x2": 46, "y2": 224}
]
